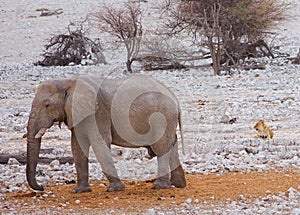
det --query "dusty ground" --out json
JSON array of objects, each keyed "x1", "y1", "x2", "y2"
[{"x1": 2, "y1": 170, "x2": 300, "y2": 214}]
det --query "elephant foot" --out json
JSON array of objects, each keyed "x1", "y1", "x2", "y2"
[
  {"x1": 171, "y1": 165, "x2": 186, "y2": 188},
  {"x1": 104, "y1": 173, "x2": 125, "y2": 192},
  {"x1": 72, "y1": 185, "x2": 92, "y2": 193},
  {"x1": 106, "y1": 181, "x2": 125, "y2": 192},
  {"x1": 152, "y1": 176, "x2": 171, "y2": 189}
]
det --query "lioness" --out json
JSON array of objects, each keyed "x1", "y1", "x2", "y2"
[{"x1": 253, "y1": 119, "x2": 274, "y2": 139}]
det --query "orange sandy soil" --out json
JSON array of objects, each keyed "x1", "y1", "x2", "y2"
[{"x1": 2, "y1": 170, "x2": 300, "y2": 213}]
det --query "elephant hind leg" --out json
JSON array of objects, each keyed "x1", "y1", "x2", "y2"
[
  {"x1": 151, "y1": 133, "x2": 176, "y2": 189},
  {"x1": 170, "y1": 165, "x2": 186, "y2": 188},
  {"x1": 152, "y1": 153, "x2": 171, "y2": 189},
  {"x1": 169, "y1": 142, "x2": 186, "y2": 188}
]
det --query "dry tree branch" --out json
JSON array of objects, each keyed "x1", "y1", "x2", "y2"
[
  {"x1": 35, "y1": 22, "x2": 106, "y2": 67},
  {"x1": 92, "y1": 2, "x2": 143, "y2": 72},
  {"x1": 163, "y1": 0, "x2": 291, "y2": 75}
]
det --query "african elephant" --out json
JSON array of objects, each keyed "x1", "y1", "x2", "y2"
[{"x1": 26, "y1": 74, "x2": 186, "y2": 193}]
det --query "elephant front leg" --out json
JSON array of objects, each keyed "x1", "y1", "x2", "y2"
[
  {"x1": 103, "y1": 172, "x2": 125, "y2": 192},
  {"x1": 91, "y1": 138, "x2": 125, "y2": 192},
  {"x1": 71, "y1": 131, "x2": 91, "y2": 193}
]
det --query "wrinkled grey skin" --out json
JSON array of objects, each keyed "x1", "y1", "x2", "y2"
[{"x1": 26, "y1": 75, "x2": 186, "y2": 193}]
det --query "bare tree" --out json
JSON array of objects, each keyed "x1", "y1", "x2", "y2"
[{"x1": 92, "y1": 3, "x2": 143, "y2": 72}]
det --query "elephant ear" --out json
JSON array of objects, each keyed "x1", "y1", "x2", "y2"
[{"x1": 64, "y1": 78, "x2": 99, "y2": 129}]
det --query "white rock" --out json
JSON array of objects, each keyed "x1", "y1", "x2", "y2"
[
  {"x1": 134, "y1": 158, "x2": 142, "y2": 164},
  {"x1": 279, "y1": 192, "x2": 285, "y2": 197},
  {"x1": 75, "y1": 200, "x2": 80, "y2": 204},
  {"x1": 7, "y1": 158, "x2": 20, "y2": 165},
  {"x1": 239, "y1": 150, "x2": 248, "y2": 156},
  {"x1": 13, "y1": 124, "x2": 25, "y2": 131},
  {"x1": 145, "y1": 209, "x2": 156, "y2": 215},
  {"x1": 186, "y1": 198, "x2": 192, "y2": 204},
  {"x1": 292, "y1": 208, "x2": 300, "y2": 215},
  {"x1": 42, "y1": 194, "x2": 48, "y2": 198},
  {"x1": 50, "y1": 160, "x2": 60, "y2": 166},
  {"x1": 288, "y1": 187, "x2": 297, "y2": 199},
  {"x1": 52, "y1": 165, "x2": 61, "y2": 171}
]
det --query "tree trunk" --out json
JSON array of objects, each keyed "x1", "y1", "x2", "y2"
[
  {"x1": 126, "y1": 59, "x2": 133, "y2": 72},
  {"x1": 209, "y1": 43, "x2": 221, "y2": 75},
  {"x1": 0, "y1": 153, "x2": 74, "y2": 165}
]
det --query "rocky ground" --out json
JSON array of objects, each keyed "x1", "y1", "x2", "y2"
[{"x1": 0, "y1": 0, "x2": 300, "y2": 214}]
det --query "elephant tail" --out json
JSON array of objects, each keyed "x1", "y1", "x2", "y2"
[{"x1": 178, "y1": 106, "x2": 185, "y2": 155}]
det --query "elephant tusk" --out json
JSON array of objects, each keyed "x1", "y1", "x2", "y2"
[{"x1": 35, "y1": 128, "x2": 47, "y2": 139}]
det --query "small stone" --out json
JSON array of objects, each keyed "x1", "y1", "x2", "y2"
[
  {"x1": 194, "y1": 199, "x2": 199, "y2": 204},
  {"x1": 75, "y1": 200, "x2": 80, "y2": 204},
  {"x1": 239, "y1": 195, "x2": 246, "y2": 201},
  {"x1": 279, "y1": 192, "x2": 285, "y2": 197},
  {"x1": 0, "y1": 193, "x2": 5, "y2": 200},
  {"x1": 157, "y1": 196, "x2": 166, "y2": 201},
  {"x1": 186, "y1": 198, "x2": 192, "y2": 204},
  {"x1": 14, "y1": 124, "x2": 25, "y2": 131},
  {"x1": 53, "y1": 165, "x2": 61, "y2": 171},
  {"x1": 239, "y1": 150, "x2": 247, "y2": 156},
  {"x1": 7, "y1": 158, "x2": 20, "y2": 165},
  {"x1": 288, "y1": 187, "x2": 296, "y2": 199},
  {"x1": 135, "y1": 158, "x2": 142, "y2": 164},
  {"x1": 146, "y1": 208, "x2": 156, "y2": 215},
  {"x1": 292, "y1": 208, "x2": 300, "y2": 215},
  {"x1": 266, "y1": 190, "x2": 272, "y2": 194},
  {"x1": 50, "y1": 160, "x2": 60, "y2": 166}
]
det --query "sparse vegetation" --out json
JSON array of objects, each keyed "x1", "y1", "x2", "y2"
[
  {"x1": 35, "y1": 24, "x2": 106, "y2": 67},
  {"x1": 91, "y1": 2, "x2": 143, "y2": 72},
  {"x1": 164, "y1": 0, "x2": 290, "y2": 74},
  {"x1": 35, "y1": 0, "x2": 291, "y2": 73}
]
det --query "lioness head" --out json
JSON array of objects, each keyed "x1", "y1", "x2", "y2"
[{"x1": 254, "y1": 119, "x2": 265, "y2": 131}]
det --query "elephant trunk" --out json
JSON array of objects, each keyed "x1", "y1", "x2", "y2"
[{"x1": 26, "y1": 115, "x2": 44, "y2": 191}]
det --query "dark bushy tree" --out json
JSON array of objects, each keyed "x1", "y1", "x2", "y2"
[{"x1": 165, "y1": 0, "x2": 290, "y2": 74}]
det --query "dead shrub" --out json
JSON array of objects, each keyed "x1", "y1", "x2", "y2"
[{"x1": 35, "y1": 25, "x2": 106, "y2": 67}]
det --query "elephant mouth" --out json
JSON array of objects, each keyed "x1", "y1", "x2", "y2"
[{"x1": 34, "y1": 119, "x2": 63, "y2": 139}]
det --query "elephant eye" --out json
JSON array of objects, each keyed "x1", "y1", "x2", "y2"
[{"x1": 45, "y1": 104, "x2": 50, "y2": 108}]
